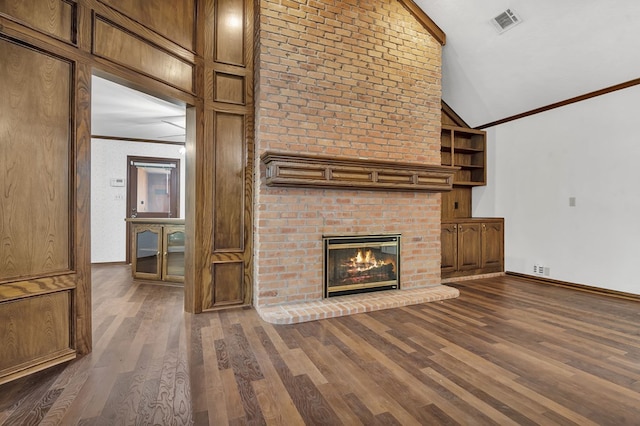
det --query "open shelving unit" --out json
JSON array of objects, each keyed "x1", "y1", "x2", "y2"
[{"x1": 441, "y1": 125, "x2": 486, "y2": 186}]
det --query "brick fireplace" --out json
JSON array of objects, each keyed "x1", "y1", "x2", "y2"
[{"x1": 253, "y1": 0, "x2": 458, "y2": 322}]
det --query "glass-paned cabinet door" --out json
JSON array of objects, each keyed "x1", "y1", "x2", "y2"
[
  {"x1": 133, "y1": 225, "x2": 162, "y2": 279},
  {"x1": 163, "y1": 226, "x2": 185, "y2": 282}
]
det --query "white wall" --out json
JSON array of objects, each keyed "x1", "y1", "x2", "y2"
[
  {"x1": 473, "y1": 84, "x2": 640, "y2": 295},
  {"x1": 91, "y1": 139, "x2": 186, "y2": 263}
]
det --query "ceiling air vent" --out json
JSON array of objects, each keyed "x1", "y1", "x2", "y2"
[{"x1": 492, "y1": 9, "x2": 522, "y2": 34}]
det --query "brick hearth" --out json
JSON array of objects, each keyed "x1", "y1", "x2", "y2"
[{"x1": 257, "y1": 285, "x2": 459, "y2": 324}]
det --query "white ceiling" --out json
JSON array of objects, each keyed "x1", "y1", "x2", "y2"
[
  {"x1": 93, "y1": 2, "x2": 640, "y2": 133},
  {"x1": 414, "y1": 0, "x2": 640, "y2": 128},
  {"x1": 92, "y1": 76, "x2": 186, "y2": 142}
]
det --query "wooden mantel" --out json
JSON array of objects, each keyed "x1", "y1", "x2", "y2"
[{"x1": 261, "y1": 152, "x2": 458, "y2": 192}]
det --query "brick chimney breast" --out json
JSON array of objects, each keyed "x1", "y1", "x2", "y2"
[{"x1": 254, "y1": 0, "x2": 443, "y2": 308}]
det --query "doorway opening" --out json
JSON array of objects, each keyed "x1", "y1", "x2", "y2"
[{"x1": 90, "y1": 75, "x2": 189, "y2": 270}]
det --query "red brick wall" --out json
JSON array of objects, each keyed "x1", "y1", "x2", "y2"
[{"x1": 254, "y1": 0, "x2": 442, "y2": 307}]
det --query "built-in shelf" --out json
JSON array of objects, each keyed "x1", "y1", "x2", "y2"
[
  {"x1": 441, "y1": 124, "x2": 487, "y2": 186},
  {"x1": 261, "y1": 152, "x2": 458, "y2": 192}
]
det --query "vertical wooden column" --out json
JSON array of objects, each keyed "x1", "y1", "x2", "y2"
[{"x1": 194, "y1": 0, "x2": 254, "y2": 311}]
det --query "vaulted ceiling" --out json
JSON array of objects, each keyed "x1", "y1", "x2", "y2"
[{"x1": 415, "y1": 0, "x2": 640, "y2": 128}]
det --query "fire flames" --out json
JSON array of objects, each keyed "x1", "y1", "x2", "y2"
[
  {"x1": 349, "y1": 249, "x2": 388, "y2": 272},
  {"x1": 330, "y1": 247, "x2": 397, "y2": 287}
]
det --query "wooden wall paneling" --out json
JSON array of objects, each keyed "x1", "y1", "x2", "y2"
[
  {"x1": 183, "y1": 107, "x2": 198, "y2": 312},
  {"x1": 215, "y1": 0, "x2": 245, "y2": 65},
  {"x1": 73, "y1": 60, "x2": 93, "y2": 356},
  {"x1": 0, "y1": 32, "x2": 89, "y2": 384},
  {"x1": 441, "y1": 187, "x2": 471, "y2": 219},
  {"x1": 0, "y1": 0, "x2": 203, "y2": 383},
  {"x1": 209, "y1": 260, "x2": 244, "y2": 308},
  {"x1": 213, "y1": 111, "x2": 245, "y2": 252},
  {"x1": 97, "y1": 0, "x2": 196, "y2": 51},
  {"x1": 75, "y1": 1, "x2": 92, "y2": 52},
  {"x1": 242, "y1": 38, "x2": 254, "y2": 307},
  {"x1": 214, "y1": 71, "x2": 246, "y2": 104},
  {"x1": 92, "y1": 16, "x2": 194, "y2": 93},
  {"x1": 0, "y1": 37, "x2": 72, "y2": 282},
  {"x1": 191, "y1": 106, "x2": 216, "y2": 313},
  {"x1": 89, "y1": 1, "x2": 196, "y2": 64},
  {"x1": 185, "y1": 0, "x2": 215, "y2": 313},
  {"x1": 0, "y1": 277, "x2": 75, "y2": 303},
  {"x1": 0, "y1": 292, "x2": 74, "y2": 375},
  {"x1": 0, "y1": 0, "x2": 76, "y2": 43},
  {"x1": 197, "y1": 0, "x2": 253, "y2": 311}
]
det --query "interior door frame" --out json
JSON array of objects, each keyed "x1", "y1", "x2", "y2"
[{"x1": 125, "y1": 155, "x2": 181, "y2": 263}]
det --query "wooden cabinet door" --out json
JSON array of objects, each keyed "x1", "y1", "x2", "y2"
[
  {"x1": 163, "y1": 225, "x2": 185, "y2": 282},
  {"x1": 440, "y1": 223, "x2": 458, "y2": 273},
  {"x1": 457, "y1": 222, "x2": 482, "y2": 271},
  {"x1": 132, "y1": 224, "x2": 162, "y2": 280},
  {"x1": 482, "y1": 221, "x2": 504, "y2": 269}
]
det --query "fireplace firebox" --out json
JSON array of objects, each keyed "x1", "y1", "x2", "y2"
[{"x1": 323, "y1": 234, "x2": 400, "y2": 298}]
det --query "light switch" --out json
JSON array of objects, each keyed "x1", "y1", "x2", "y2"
[{"x1": 569, "y1": 197, "x2": 576, "y2": 207}]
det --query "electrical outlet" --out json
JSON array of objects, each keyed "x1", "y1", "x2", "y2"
[{"x1": 533, "y1": 264, "x2": 550, "y2": 276}]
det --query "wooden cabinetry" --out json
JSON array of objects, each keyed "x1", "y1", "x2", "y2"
[
  {"x1": 441, "y1": 218, "x2": 504, "y2": 279},
  {"x1": 441, "y1": 125, "x2": 486, "y2": 186},
  {"x1": 441, "y1": 187, "x2": 472, "y2": 219},
  {"x1": 440, "y1": 104, "x2": 503, "y2": 280},
  {"x1": 129, "y1": 219, "x2": 185, "y2": 283}
]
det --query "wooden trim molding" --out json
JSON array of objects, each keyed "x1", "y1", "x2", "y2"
[
  {"x1": 91, "y1": 135, "x2": 185, "y2": 145},
  {"x1": 441, "y1": 101, "x2": 469, "y2": 128},
  {"x1": 0, "y1": 276, "x2": 76, "y2": 303},
  {"x1": 397, "y1": 0, "x2": 446, "y2": 45},
  {"x1": 261, "y1": 152, "x2": 457, "y2": 192},
  {"x1": 477, "y1": 77, "x2": 640, "y2": 129},
  {"x1": 507, "y1": 272, "x2": 640, "y2": 302}
]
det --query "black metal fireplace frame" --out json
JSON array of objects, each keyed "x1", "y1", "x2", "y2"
[{"x1": 323, "y1": 234, "x2": 401, "y2": 298}]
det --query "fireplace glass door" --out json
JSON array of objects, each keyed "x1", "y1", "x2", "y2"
[{"x1": 324, "y1": 235, "x2": 400, "y2": 297}]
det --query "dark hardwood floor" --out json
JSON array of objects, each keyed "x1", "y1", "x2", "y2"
[{"x1": 1, "y1": 265, "x2": 639, "y2": 425}]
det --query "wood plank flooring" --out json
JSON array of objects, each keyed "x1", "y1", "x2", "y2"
[{"x1": 1, "y1": 264, "x2": 639, "y2": 425}]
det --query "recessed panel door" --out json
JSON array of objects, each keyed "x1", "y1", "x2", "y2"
[
  {"x1": 482, "y1": 221, "x2": 504, "y2": 269},
  {"x1": 440, "y1": 224, "x2": 458, "y2": 274},
  {"x1": 457, "y1": 223, "x2": 482, "y2": 271}
]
